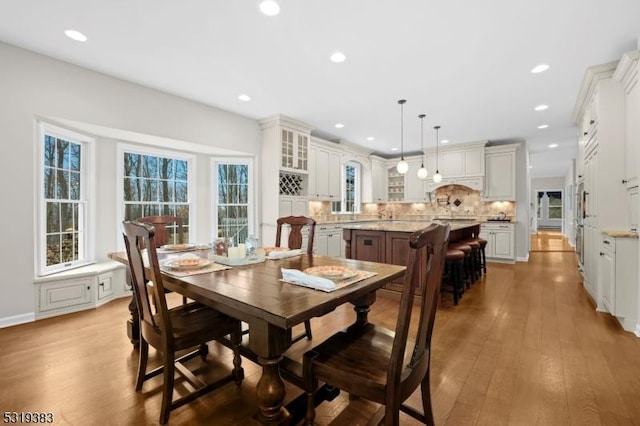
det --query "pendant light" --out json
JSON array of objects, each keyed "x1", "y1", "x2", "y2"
[
  {"x1": 433, "y1": 125, "x2": 443, "y2": 183},
  {"x1": 417, "y1": 114, "x2": 428, "y2": 179},
  {"x1": 396, "y1": 99, "x2": 409, "y2": 174}
]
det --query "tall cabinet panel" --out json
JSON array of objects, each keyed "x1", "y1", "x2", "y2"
[{"x1": 259, "y1": 115, "x2": 313, "y2": 246}]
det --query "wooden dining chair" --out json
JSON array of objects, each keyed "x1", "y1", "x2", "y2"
[
  {"x1": 137, "y1": 215, "x2": 188, "y2": 304},
  {"x1": 276, "y1": 215, "x2": 316, "y2": 343},
  {"x1": 302, "y1": 223, "x2": 450, "y2": 426},
  {"x1": 123, "y1": 221, "x2": 244, "y2": 425}
]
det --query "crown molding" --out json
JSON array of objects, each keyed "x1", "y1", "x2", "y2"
[
  {"x1": 258, "y1": 114, "x2": 314, "y2": 133},
  {"x1": 613, "y1": 50, "x2": 639, "y2": 94},
  {"x1": 571, "y1": 61, "x2": 618, "y2": 124}
]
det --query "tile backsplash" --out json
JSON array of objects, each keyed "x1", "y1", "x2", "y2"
[{"x1": 309, "y1": 185, "x2": 515, "y2": 221}]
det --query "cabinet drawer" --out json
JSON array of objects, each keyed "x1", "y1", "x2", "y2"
[
  {"x1": 601, "y1": 235, "x2": 616, "y2": 252},
  {"x1": 97, "y1": 273, "x2": 114, "y2": 300}
]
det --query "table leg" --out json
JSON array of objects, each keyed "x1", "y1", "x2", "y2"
[
  {"x1": 256, "y1": 355, "x2": 289, "y2": 425},
  {"x1": 351, "y1": 292, "x2": 377, "y2": 326}
]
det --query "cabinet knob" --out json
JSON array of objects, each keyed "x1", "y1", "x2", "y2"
[
  {"x1": 603, "y1": 240, "x2": 610, "y2": 245},
  {"x1": 590, "y1": 119, "x2": 595, "y2": 125},
  {"x1": 583, "y1": 132, "x2": 588, "y2": 136},
  {"x1": 622, "y1": 179, "x2": 628, "y2": 184},
  {"x1": 599, "y1": 252, "x2": 604, "y2": 256}
]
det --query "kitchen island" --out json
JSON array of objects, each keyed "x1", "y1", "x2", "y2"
[{"x1": 342, "y1": 220, "x2": 481, "y2": 296}]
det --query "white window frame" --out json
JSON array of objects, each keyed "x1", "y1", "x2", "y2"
[
  {"x1": 36, "y1": 122, "x2": 96, "y2": 276},
  {"x1": 116, "y1": 143, "x2": 196, "y2": 249},
  {"x1": 211, "y1": 157, "x2": 256, "y2": 243}
]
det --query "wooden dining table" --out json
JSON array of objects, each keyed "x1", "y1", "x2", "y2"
[{"x1": 109, "y1": 249, "x2": 406, "y2": 425}]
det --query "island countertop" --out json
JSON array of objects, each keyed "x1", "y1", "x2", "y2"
[{"x1": 341, "y1": 220, "x2": 482, "y2": 233}]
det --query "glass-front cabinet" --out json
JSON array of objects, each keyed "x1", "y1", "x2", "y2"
[{"x1": 281, "y1": 129, "x2": 308, "y2": 172}]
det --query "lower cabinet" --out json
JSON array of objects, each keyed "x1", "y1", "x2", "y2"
[
  {"x1": 598, "y1": 234, "x2": 639, "y2": 334},
  {"x1": 314, "y1": 224, "x2": 344, "y2": 257},
  {"x1": 34, "y1": 262, "x2": 127, "y2": 319},
  {"x1": 479, "y1": 223, "x2": 515, "y2": 262}
]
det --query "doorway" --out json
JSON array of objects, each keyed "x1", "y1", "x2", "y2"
[{"x1": 537, "y1": 190, "x2": 563, "y2": 230}]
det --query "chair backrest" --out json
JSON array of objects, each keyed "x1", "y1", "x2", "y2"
[
  {"x1": 136, "y1": 215, "x2": 184, "y2": 247},
  {"x1": 275, "y1": 216, "x2": 316, "y2": 255},
  {"x1": 122, "y1": 221, "x2": 173, "y2": 347},
  {"x1": 388, "y1": 223, "x2": 450, "y2": 394}
]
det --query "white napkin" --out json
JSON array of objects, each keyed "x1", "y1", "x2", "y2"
[
  {"x1": 268, "y1": 248, "x2": 304, "y2": 260},
  {"x1": 281, "y1": 268, "x2": 336, "y2": 291}
]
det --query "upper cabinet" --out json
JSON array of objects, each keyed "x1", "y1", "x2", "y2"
[
  {"x1": 370, "y1": 156, "x2": 387, "y2": 203},
  {"x1": 308, "y1": 139, "x2": 341, "y2": 201},
  {"x1": 387, "y1": 166, "x2": 405, "y2": 202},
  {"x1": 280, "y1": 128, "x2": 309, "y2": 172},
  {"x1": 484, "y1": 144, "x2": 518, "y2": 201},
  {"x1": 613, "y1": 50, "x2": 640, "y2": 190},
  {"x1": 424, "y1": 141, "x2": 486, "y2": 180}
]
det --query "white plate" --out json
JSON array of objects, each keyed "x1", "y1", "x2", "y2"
[
  {"x1": 304, "y1": 265, "x2": 358, "y2": 281},
  {"x1": 161, "y1": 243, "x2": 197, "y2": 252}
]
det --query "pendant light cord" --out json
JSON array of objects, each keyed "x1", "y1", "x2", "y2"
[
  {"x1": 419, "y1": 114, "x2": 425, "y2": 166},
  {"x1": 434, "y1": 125, "x2": 440, "y2": 170},
  {"x1": 399, "y1": 99, "x2": 406, "y2": 160}
]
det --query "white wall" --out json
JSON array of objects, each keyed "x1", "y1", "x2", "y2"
[
  {"x1": 564, "y1": 160, "x2": 576, "y2": 247},
  {"x1": 515, "y1": 143, "x2": 530, "y2": 261},
  {"x1": 0, "y1": 42, "x2": 261, "y2": 323}
]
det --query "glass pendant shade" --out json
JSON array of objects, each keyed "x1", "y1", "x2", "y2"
[
  {"x1": 433, "y1": 125, "x2": 443, "y2": 183},
  {"x1": 417, "y1": 165, "x2": 428, "y2": 179},
  {"x1": 397, "y1": 159, "x2": 409, "y2": 174},
  {"x1": 433, "y1": 171, "x2": 443, "y2": 183},
  {"x1": 396, "y1": 99, "x2": 408, "y2": 174}
]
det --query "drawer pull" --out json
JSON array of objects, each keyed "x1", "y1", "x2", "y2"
[
  {"x1": 603, "y1": 240, "x2": 610, "y2": 245},
  {"x1": 364, "y1": 239, "x2": 373, "y2": 246}
]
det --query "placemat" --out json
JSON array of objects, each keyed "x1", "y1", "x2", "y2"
[
  {"x1": 280, "y1": 270, "x2": 377, "y2": 293},
  {"x1": 157, "y1": 244, "x2": 210, "y2": 253},
  {"x1": 161, "y1": 262, "x2": 231, "y2": 277}
]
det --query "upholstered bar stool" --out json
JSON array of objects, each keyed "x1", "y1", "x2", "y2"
[
  {"x1": 448, "y1": 242, "x2": 472, "y2": 288},
  {"x1": 459, "y1": 239, "x2": 481, "y2": 282},
  {"x1": 443, "y1": 248, "x2": 465, "y2": 305}
]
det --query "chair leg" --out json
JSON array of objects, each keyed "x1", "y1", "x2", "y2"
[
  {"x1": 231, "y1": 328, "x2": 244, "y2": 385},
  {"x1": 304, "y1": 319, "x2": 313, "y2": 340},
  {"x1": 136, "y1": 339, "x2": 149, "y2": 391},
  {"x1": 420, "y1": 369, "x2": 435, "y2": 426},
  {"x1": 159, "y1": 351, "x2": 175, "y2": 425},
  {"x1": 199, "y1": 343, "x2": 209, "y2": 361}
]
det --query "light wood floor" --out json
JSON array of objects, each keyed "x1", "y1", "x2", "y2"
[
  {"x1": 531, "y1": 229, "x2": 575, "y2": 252},
  {"x1": 3, "y1": 248, "x2": 640, "y2": 425}
]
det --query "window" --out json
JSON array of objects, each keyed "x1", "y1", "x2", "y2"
[
  {"x1": 119, "y1": 145, "x2": 194, "y2": 243},
  {"x1": 332, "y1": 161, "x2": 361, "y2": 214},
  {"x1": 212, "y1": 158, "x2": 254, "y2": 245},
  {"x1": 548, "y1": 191, "x2": 563, "y2": 219},
  {"x1": 38, "y1": 123, "x2": 94, "y2": 275}
]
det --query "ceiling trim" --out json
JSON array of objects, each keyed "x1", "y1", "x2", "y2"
[
  {"x1": 571, "y1": 60, "x2": 618, "y2": 124},
  {"x1": 612, "y1": 50, "x2": 640, "y2": 94}
]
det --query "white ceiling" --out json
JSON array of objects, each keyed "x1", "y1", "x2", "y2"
[{"x1": 1, "y1": 1, "x2": 639, "y2": 178}]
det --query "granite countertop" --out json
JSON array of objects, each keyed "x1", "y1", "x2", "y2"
[
  {"x1": 341, "y1": 220, "x2": 482, "y2": 232},
  {"x1": 601, "y1": 229, "x2": 639, "y2": 238}
]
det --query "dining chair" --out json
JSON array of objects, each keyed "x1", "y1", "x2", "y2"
[
  {"x1": 123, "y1": 221, "x2": 244, "y2": 425},
  {"x1": 276, "y1": 215, "x2": 316, "y2": 343},
  {"x1": 137, "y1": 215, "x2": 188, "y2": 304},
  {"x1": 302, "y1": 223, "x2": 450, "y2": 426}
]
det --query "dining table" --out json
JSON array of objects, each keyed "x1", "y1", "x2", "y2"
[{"x1": 109, "y1": 248, "x2": 406, "y2": 425}]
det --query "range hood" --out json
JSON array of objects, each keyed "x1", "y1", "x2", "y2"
[{"x1": 426, "y1": 177, "x2": 484, "y2": 192}]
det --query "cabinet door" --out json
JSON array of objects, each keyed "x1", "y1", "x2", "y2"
[
  {"x1": 492, "y1": 229, "x2": 514, "y2": 259},
  {"x1": 441, "y1": 151, "x2": 464, "y2": 177},
  {"x1": 625, "y1": 78, "x2": 639, "y2": 186},
  {"x1": 351, "y1": 231, "x2": 385, "y2": 263},
  {"x1": 629, "y1": 187, "x2": 638, "y2": 231},
  {"x1": 599, "y1": 248, "x2": 615, "y2": 313},
  {"x1": 307, "y1": 145, "x2": 318, "y2": 196},
  {"x1": 479, "y1": 227, "x2": 493, "y2": 257},
  {"x1": 327, "y1": 233, "x2": 343, "y2": 257},
  {"x1": 314, "y1": 234, "x2": 329, "y2": 256},
  {"x1": 464, "y1": 148, "x2": 484, "y2": 176},
  {"x1": 296, "y1": 133, "x2": 309, "y2": 171},
  {"x1": 39, "y1": 278, "x2": 93, "y2": 312},
  {"x1": 404, "y1": 160, "x2": 426, "y2": 201},
  {"x1": 315, "y1": 149, "x2": 330, "y2": 196},
  {"x1": 371, "y1": 160, "x2": 387, "y2": 202},
  {"x1": 485, "y1": 152, "x2": 515, "y2": 201},
  {"x1": 327, "y1": 151, "x2": 342, "y2": 200},
  {"x1": 281, "y1": 129, "x2": 295, "y2": 169}
]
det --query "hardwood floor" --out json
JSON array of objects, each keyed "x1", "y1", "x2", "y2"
[
  {"x1": 531, "y1": 229, "x2": 575, "y2": 252},
  {"x1": 3, "y1": 248, "x2": 640, "y2": 425}
]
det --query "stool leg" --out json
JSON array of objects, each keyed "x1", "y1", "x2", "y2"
[
  {"x1": 455, "y1": 261, "x2": 465, "y2": 304},
  {"x1": 452, "y1": 261, "x2": 460, "y2": 305},
  {"x1": 481, "y1": 247, "x2": 487, "y2": 274}
]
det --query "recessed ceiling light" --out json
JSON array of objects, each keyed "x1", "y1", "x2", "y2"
[
  {"x1": 238, "y1": 94, "x2": 251, "y2": 102},
  {"x1": 534, "y1": 104, "x2": 548, "y2": 111},
  {"x1": 441, "y1": 139, "x2": 449, "y2": 144},
  {"x1": 259, "y1": 0, "x2": 280, "y2": 16},
  {"x1": 65, "y1": 29, "x2": 87, "y2": 42},
  {"x1": 537, "y1": 124, "x2": 549, "y2": 129},
  {"x1": 531, "y1": 64, "x2": 550, "y2": 74},
  {"x1": 548, "y1": 143, "x2": 558, "y2": 148},
  {"x1": 330, "y1": 51, "x2": 346, "y2": 63},
  {"x1": 391, "y1": 147, "x2": 399, "y2": 151},
  {"x1": 334, "y1": 123, "x2": 344, "y2": 128},
  {"x1": 366, "y1": 137, "x2": 375, "y2": 141}
]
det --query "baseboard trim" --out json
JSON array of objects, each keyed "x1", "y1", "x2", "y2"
[
  {"x1": 517, "y1": 254, "x2": 530, "y2": 262},
  {"x1": 0, "y1": 312, "x2": 35, "y2": 329}
]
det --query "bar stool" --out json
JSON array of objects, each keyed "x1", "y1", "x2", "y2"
[
  {"x1": 477, "y1": 237, "x2": 488, "y2": 274},
  {"x1": 460, "y1": 239, "x2": 481, "y2": 282},
  {"x1": 449, "y1": 242, "x2": 472, "y2": 288},
  {"x1": 443, "y1": 248, "x2": 465, "y2": 305}
]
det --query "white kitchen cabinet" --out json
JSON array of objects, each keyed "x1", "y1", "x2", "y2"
[
  {"x1": 425, "y1": 176, "x2": 484, "y2": 193},
  {"x1": 630, "y1": 186, "x2": 638, "y2": 232},
  {"x1": 314, "y1": 224, "x2": 344, "y2": 257},
  {"x1": 279, "y1": 196, "x2": 308, "y2": 217},
  {"x1": 308, "y1": 141, "x2": 341, "y2": 201},
  {"x1": 613, "y1": 51, "x2": 639, "y2": 189},
  {"x1": 484, "y1": 144, "x2": 518, "y2": 201},
  {"x1": 280, "y1": 128, "x2": 309, "y2": 172},
  {"x1": 598, "y1": 233, "x2": 639, "y2": 334},
  {"x1": 424, "y1": 141, "x2": 486, "y2": 179},
  {"x1": 370, "y1": 156, "x2": 387, "y2": 203},
  {"x1": 480, "y1": 223, "x2": 515, "y2": 262},
  {"x1": 404, "y1": 157, "x2": 427, "y2": 202}
]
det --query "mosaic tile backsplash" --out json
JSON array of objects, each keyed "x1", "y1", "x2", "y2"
[{"x1": 309, "y1": 185, "x2": 515, "y2": 222}]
